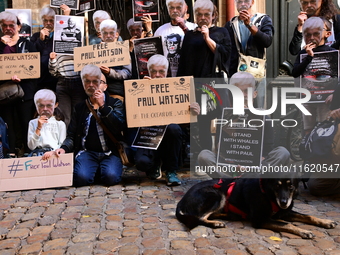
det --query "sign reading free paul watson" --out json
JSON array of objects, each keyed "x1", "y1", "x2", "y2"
[
  {"x1": 124, "y1": 76, "x2": 197, "y2": 127},
  {"x1": 73, "y1": 41, "x2": 130, "y2": 71}
]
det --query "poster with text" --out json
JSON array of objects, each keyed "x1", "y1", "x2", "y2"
[
  {"x1": 124, "y1": 76, "x2": 196, "y2": 127},
  {"x1": 300, "y1": 50, "x2": 339, "y2": 103},
  {"x1": 217, "y1": 108, "x2": 264, "y2": 167},
  {"x1": 5, "y1": 9, "x2": 32, "y2": 38},
  {"x1": 133, "y1": 36, "x2": 163, "y2": 78},
  {"x1": 51, "y1": 0, "x2": 79, "y2": 10},
  {"x1": 133, "y1": 0, "x2": 160, "y2": 22},
  {"x1": 132, "y1": 125, "x2": 167, "y2": 149},
  {"x1": 76, "y1": 0, "x2": 96, "y2": 15},
  {"x1": 53, "y1": 15, "x2": 84, "y2": 55}
]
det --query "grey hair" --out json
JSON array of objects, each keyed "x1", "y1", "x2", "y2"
[
  {"x1": 39, "y1": 7, "x2": 55, "y2": 21},
  {"x1": 194, "y1": 0, "x2": 214, "y2": 13},
  {"x1": 81, "y1": 65, "x2": 102, "y2": 82},
  {"x1": 93, "y1": 10, "x2": 111, "y2": 23},
  {"x1": 34, "y1": 89, "x2": 56, "y2": 110},
  {"x1": 0, "y1": 11, "x2": 19, "y2": 26},
  {"x1": 302, "y1": 16, "x2": 324, "y2": 34},
  {"x1": 147, "y1": 54, "x2": 169, "y2": 74},
  {"x1": 166, "y1": 0, "x2": 186, "y2": 12},
  {"x1": 100, "y1": 19, "x2": 117, "y2": 33},
  {"x1": 127, "y1": 18, "x2": 142, "y2": 31},
  {"x1": 230, "y1": 71, "x2": 256, "y2": 88}
]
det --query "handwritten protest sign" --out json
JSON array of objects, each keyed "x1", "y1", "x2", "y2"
[
  {"x1": 74, "y1": 41, "x2": 130, "y2": 71},
  {"x1": 0, "y1": 153, "x2": 73, "y2": 192},
  {"x1": 217, "y1": 108, "x2": 264, "y2": 167},
  {"x1": 0, "y1": 53, "x2": 40, "y2": 80},
  {"x1": 300, "y1": 50, "x2": 339, "y2": 102},
  {"x1": 124, "y1": 76, "x2": 196, "y2": 127}
]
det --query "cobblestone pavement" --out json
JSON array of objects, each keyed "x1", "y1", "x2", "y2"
[{"x1": 1, "y1": 168, "x2": 340, "y2": 255}]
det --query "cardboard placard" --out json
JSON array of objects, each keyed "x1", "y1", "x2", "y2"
[
  {"x1": 124, "y1": 76, "x2": 196, "y2": 127},
  {"x1": 53, "y1": 15, "x2": 84, "y2": 55},
  {"x1": 217, "y1": 108, "x2": 264, "y2": 167},
  {"x1": 51, "y1": 0, "x2": 79, "y2": 10},
  {"x1": 133, "y1": 0, "x2": 160, "y2": 22},
  {"x1": 0, "y1": 53, "x2": 40, "y2": 80},
  {"x1": 132, "y1": 125, "x2": 167, "y2": 149},
  {"x1": 0, "y1": 153, "x2": 73, "y2": 192},
  {"x1": 73, "y1": 41, "x2": 130, "y2": 71},
  {"x1": 300, "y1": 50, "x2": 339, "y2": 103}
]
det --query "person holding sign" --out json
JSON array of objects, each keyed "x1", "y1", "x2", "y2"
[
  {"x1": 54, "y1": 64, "x2": 125, "y2": 187},
  {"x1": 198, "y1": 72, "x2": 290, "y2": 178},
  {"x1": 89, "y1": 10, "x2": 111, "y2": 45},
  {"x1": 0, "y1": 11, "x2": 38, "y2": 155},
  {"x1": 292, "y1": 17, "x2": 335, "y2": 135},
  {"x1": 28, "y1": 89, "x2": 66, "y2": 157},
  {"x1": 99, "y1": 19, "x2": 132, "y2": 100}
]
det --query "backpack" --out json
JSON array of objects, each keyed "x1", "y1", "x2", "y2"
[{"x1": 0, "y1": 117, "x2": 9, "y2": 158}]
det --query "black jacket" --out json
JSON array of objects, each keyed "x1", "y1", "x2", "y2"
[
  {"x1": 60, "y1": 92, "x2": 125, "y2": 156},
  {"x1": 225, "y1": 14, "x2": 274, "y2": 76},
  {"x1": 0, "y1": 37, "x2": 38, "y2": 100}
]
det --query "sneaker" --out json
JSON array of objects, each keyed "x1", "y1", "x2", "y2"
[
  {"x1": 166, "y1": 172, "x2": 181, "y2": 186},
  {"x1": 146, "y1": 167, "x2": 162, "y2": 180}
]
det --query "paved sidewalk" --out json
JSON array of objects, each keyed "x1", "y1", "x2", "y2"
[{"x1": 0, "y1": 168, "x2": 340, "y2": 255}]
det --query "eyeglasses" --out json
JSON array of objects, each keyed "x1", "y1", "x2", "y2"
[
  {"x1": 235, "y1": 0, "x2": 251, "y2": 4},
  {"x1": 196, "y1": 12, "x2": 212, "y2": 18},
  {"x1": 43, "y1": 19, "x2": 54, "y2": 23},
  {"x1": 169, "y1": 6, "x2": 182, "y2": 11},
  {"x1": 102, "y1": 31, "x2": 116, "y2": 36},
  {"x1": 300, "y1": 0, "x2": 317, "y2": 6},
  {"x1": 84, "y1": 79, "x2": 99, "y2": 85},
  {"x1": 150, "y1": 69, "x2": 166, "y2": 75},
  {"x1": 1, "y1": 23, "x2": 16, "y2": 29},
  {"x1": 100, "y1": 80, "x2": 106, "y2": 84},
  {"x1": 304, "y1": 31, "x2": 321, "y2": 38},
  {"x1": 38, "y1": 103, "x2": 54, "y2": 109}
]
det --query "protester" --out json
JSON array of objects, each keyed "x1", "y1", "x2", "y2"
[
  {"x1": 154, "y1": 0, "x2": 196, "y2": 77},
  {"x1": 291, "y1": 17, "x2": 334, "y2": 135},
  {"x1": 198, "y1": 71, "x2": 290, "y2": 178},
  {"x1": 54, "y1": 65, "x2": 126, "y2": 187},
  {"x1": 89, "y1": 10, "x2": 111, "y2": 45},
  {"x1": 0, "y1": 11, "x2": 38, "y2": 155},
  {"x1": 28, "y1": 89, "x2": 66, "y2": 157}
]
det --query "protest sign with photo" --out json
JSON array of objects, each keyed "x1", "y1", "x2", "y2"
[
  {"x1": 5, "y1": 9, "x2": 32, "y2": 38},
  {"x1": 73, "y1": 41, "x2": 130, "y2": 71},
  {"x1": 0, "y1": 53, "x2": 40, "y2": 80},
  {"x1": 217, "y1": 108, "x2": 264, "y2": 167},
  {"x1": 300, "y1": 50, "x2": 339, "y2": 103},
  {"x1": 0, "y1": 153, "x2": 73, "y2": 192},
  {"x1": 51, "y1": 0, "x2": 79, "y2": 10},
  {"x1": 132, "y1": 125, "x2": 167, "y2": 149},
  {"x1": 133, "y1": 0, "x2": 160, "y2": 22},
  {"x1": 133, "y1": 36, "x2": 163, "y2": 79},
  {"x1": 76, "y1": 0, "x2": 96, "y2": 15},
  {"x1": 53, "y1": 15, "x2": 84, "y2": 55},
  {"x1": 124, "y1": 76, "x2": 196, "y2": 127}
]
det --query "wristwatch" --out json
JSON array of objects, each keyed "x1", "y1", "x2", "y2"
[{"x1": 246, "y1": 22, "x2": 253, "y2": 29}]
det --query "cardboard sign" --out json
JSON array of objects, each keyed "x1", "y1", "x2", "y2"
[
  {"x1": 133, "y1": 0, "x2": 160, "y2": 22},
  {"x1": 74, "y1": 41, "x2": 130, "y2": 71},
  {"x1": 133, "y1": 36, "x2": 163, "y2": 78},
  {"x1": 53, "y1": 15, "x2": 85, "y2": 55},
  {"x1": 0, "y1": 53, "x2": 40, "y2": 80},
  {"x1": 0, "y1": 153, "x2": 73, "y2": 192},
  {"x1": 132, "y1": 125, "x2": 167, "y2": 149},
  {"x1": 124, "y1": 76, "x2": 196, "y2": 127},
  {"x1": 217, "y1": 108, "x2": 264, "y2": 167},
  {"x1": 51, "y1": 0, "x2": 79, "y2": 10},
  {"x1": 300, "y1": 50, "x2": 339, "y2": 103}
]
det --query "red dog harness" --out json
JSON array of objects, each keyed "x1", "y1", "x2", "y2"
[{"x1": 213, "y1": 178, "x2": 280, "y2": 219}]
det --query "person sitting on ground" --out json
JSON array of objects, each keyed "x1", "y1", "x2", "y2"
[
  {"x1": 53, "y1": 65, "x2": 125, "y2": 187},
  {"x1": 198, "y1": 71, "x2": 290, "y2": 178},
  {"x1": 28, "y1": 89, "x2": 66, "y2": 157}
]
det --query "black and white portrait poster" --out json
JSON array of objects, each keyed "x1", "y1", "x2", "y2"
[
  {"x1": 76, "y1": 0, "x2": 96, "y2": 15},
  {"x1": 217, "y1": 108, "x2": 264, "y2": 167},
  {"x1": 51, "y1": 0, "x2": 79, "y2": 10},
  {"x1": 133, "y1": 36, "x2": 163, "y2": 78},
  {"x1": 133, "y1": 0, "x2": 160, "y2": 22},
  {"x1": 53, "y1": 15, "x2": 84, "y2": 55},
  {"x1": 300, "y1": 50, "x2": 339, "y2": 103},
  {"x1": 5, "y1": 9, "x2": 32, "y2": 38}
]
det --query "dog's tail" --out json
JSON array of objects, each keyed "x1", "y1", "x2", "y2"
[{"x1": 176, "y1": 208, "x2": 200, "y2": 229}]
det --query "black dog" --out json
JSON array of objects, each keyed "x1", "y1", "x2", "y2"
[{"x1": 176, "y1": 174, "x2": 337, "y2": 238}]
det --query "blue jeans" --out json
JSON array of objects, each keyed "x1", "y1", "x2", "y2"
[{"x1": 73, "y1": 150, "x2": 123, "y2": 187}]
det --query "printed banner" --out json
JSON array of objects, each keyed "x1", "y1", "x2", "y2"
[
  {"x1": 51, "y1": 0, "x2": 79, "y2": 10},
  {"x1": 0, "y1": 153, "x2": 73, "y2": 192},
  {"x1": 73, "y1": 41, "x2": 130, "y2": 71},
  {"x1": 124, "y1": 76, "x2": 196, "y2": 127},
  {"x1": 0, "y1": 53, "x2": 40, "y2": 80},
  {"x1": 76, "y1": 0, "x2": 96, "y2": 15},
  {"x1": 132, "y1": 125, "x2": 167, "y2": 149},
  {"x1": 300, "y1": 50, "x2": 339, "y2": 103},
  {"x1": 133, "y1": 0, "x2": 160, "y2": 22}
]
